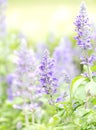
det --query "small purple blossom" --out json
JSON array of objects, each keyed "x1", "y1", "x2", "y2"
[
  {"x1": 80, "y1": 55, "x2": 96, "y2": 66},
  {"x1": 39, "y1": 49, "x2": 58, "y2": 104},
  {"x1": 6, "y1": 74, "x2": 15, "y2": 101},
  {"x1": 6, "y1": 74, "x2": 15, "y2": 86},
  {"x1": 56, "y1": 92, "x2": 68, "y2": 103}
]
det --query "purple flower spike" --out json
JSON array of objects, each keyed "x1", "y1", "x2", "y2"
[
  {"x1": 74, "y1": 2, "x2": 92, "y2": 50},
  {"x1": 74, "y1": 2, "x2": 96, "y2": 80},
  {"x1": 39, "y1": 49, "x2": 58, "y2": 104},
  {"x1": 12, "y1": 37, "x2": 39, "y2": 111},
  {"x1": 0, "y1": 0, "x2": 7, "y2": 38}
]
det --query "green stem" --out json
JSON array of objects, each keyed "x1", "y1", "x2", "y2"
[
  {"x1": 83, "y1": 50, "x2": 93, "y2": 81},
  {"x1": 87, "y1": 65, "x2": 92, "y2": 81},
  {"x1": 23, "y1": 98, "x2": 29, "y2": 127},
  {"x1": 32, "y1": 112, "x2": 35, "y2": 130},
  {"x1": 50, "y1": 95, "x2": 54, "y2": 105},
  {"x1": 24, "y1": 111, "x2": 29, "y2": 127}
]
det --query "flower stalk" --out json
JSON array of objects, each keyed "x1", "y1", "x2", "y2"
[{"x1": 74, "y1": 1, "x2": 95, "y2": 80}]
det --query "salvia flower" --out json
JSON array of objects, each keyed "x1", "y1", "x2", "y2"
[
  {"x1": 12, "y1": 37, "x2": 39, "y2": 111},
  {"x1": 7, "y1": 74, "x2": 15, "y2": 86},
  {"x1": 74, "y1": 1, "x2": 92, "y2": 50},
  {"x1": 74, "y1": 2, "x2": 96, "y2": 80},
  {"x1": 80, "y1": 55, "x2": 96, "y2": 66},
  {"x1": 39, "y1": 49, "x2": 58, "y2": 104},
  {"x1": 0, "y1": 0, "x2": 7, "y2": 38}
]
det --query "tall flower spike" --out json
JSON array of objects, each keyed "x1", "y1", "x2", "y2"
[
  {"x1": 0, "y1": 0, "x2": 7, "y2": 38},
  {"x1": 74, "y1": 2, "x2": 96, "y2": 80},
  {"x1": 13, "y1": 36, "x2": 39, "y2": 111},
  {"x1": 39, "y1": 49, "x2": 58, "y2": 104},
  {"x1": 74, "y1": 1, "x2": 92, "y2": 50}
]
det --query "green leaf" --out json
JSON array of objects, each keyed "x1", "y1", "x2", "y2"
[
  {"x1": 85, "y1": 81, "x2": 96, "y2": 96},
  {"x1": 48, "y1": 115, "x2": 60, "y2": 126},
  {"x1": 70, "y1": 76, "x2": 87, "y2": 98},
  {"x1": 74, "y1": 84, "x2": 86, "y2": 100},
  {"x1": 55, "y1": 124, "x2": 80, "y2": 130},
  {"x1": 91, "y1": 65, "x2": 96, "y2": 72}
]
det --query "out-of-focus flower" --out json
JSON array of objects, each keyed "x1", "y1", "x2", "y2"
[
  {"x1": 12, "y1": 37, "x2": 39, "y2": 111},
  {"x1": 6, "y1": 74, "x2": 15, "y2": 86},
  {"x1": 16, "y1": 121, "x2": 22, "y2": 130},
  {"x1": 56, "y1": 92, "x2": 68, "y2": 103},
  {"x1": 53, "y1": 37, "x2": 79, "y2": 81},
  {"x1": 6, "y1": 74, "x2": 15, "y2": 101},
  {"x1": 0, "y1": 0, "x2": 7, "y2": 38},
  {"x1": 39, "y1": 49, "x2": 58, "y2": 104}
]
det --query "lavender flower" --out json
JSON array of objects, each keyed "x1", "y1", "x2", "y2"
[
  {"x1": 53, "y1": 37, "x2": 79, "y2": 80},
  {"x1": 80, "y1": 55, "x2": 96, "y2": 66},
  {"x1": 0, "y1": 0, "x2": 7, "y2": 38},
  {"x1": 12, "y1": 37, "x2": 39, "y2": 111},
  {"x1": 39, "y1": 49, "x2": 58, "y2": 104},
  {"x1": 74, "y1": 1, "x2": 92, "y2": 50},
  {"x1": 74, "y1": 2, "x2": 95, "y2": 80}
]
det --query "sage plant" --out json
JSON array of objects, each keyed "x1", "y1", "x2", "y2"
[
  {"x1": 0, "y1": 0, "x2": 7, "y2": 38},
  {"x1": 74, "y1": 2, "x2": 96, "y2": 80},
  {"x1": 39, "y1": 49, "x2": 58, "y2": 104},
  {"x1": 12, "y1": 37, "x2": 39, "y2": 126}
]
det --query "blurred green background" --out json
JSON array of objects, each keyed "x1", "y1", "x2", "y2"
[{"x1": 7, "y1": 0, "x2": 96, "y2": 42}]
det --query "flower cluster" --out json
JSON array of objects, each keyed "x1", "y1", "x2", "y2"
[{"x1": 39, "y1": 49, "x2": 58, "y2": 104}]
